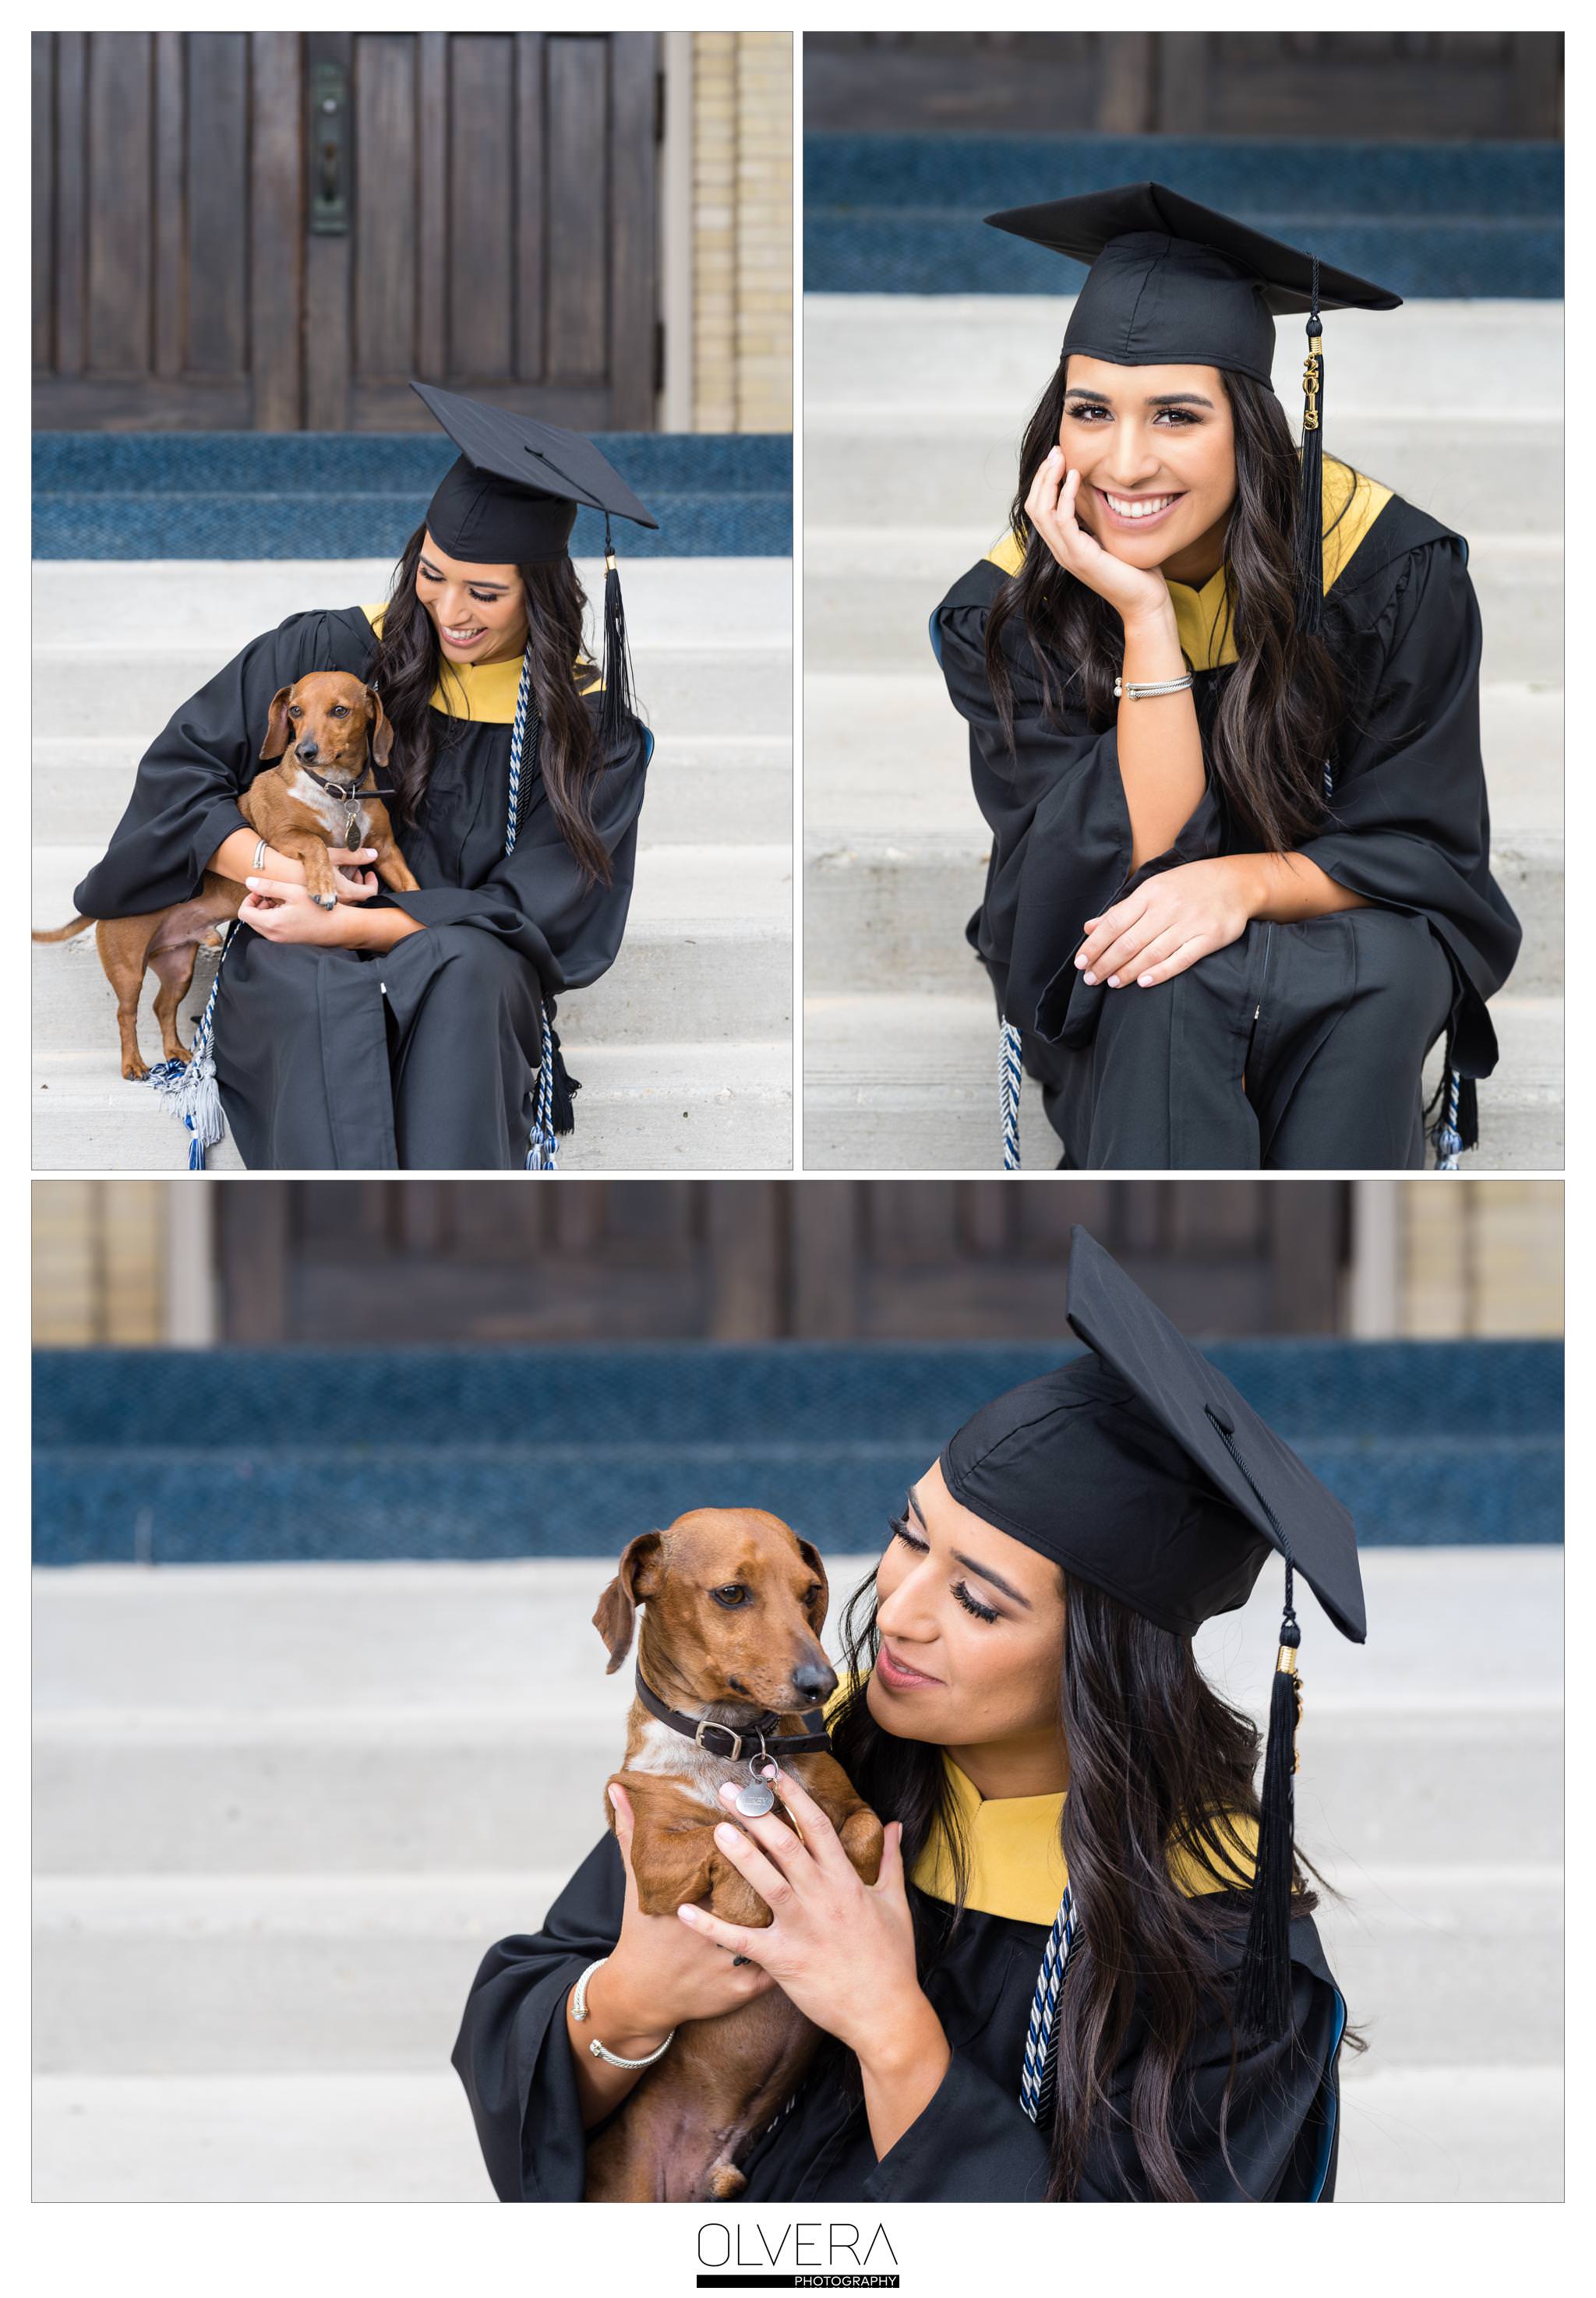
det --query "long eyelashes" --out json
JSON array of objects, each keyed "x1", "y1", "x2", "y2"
[
  {"x1": 1062, "y1": 405, "x2": 1199, "y2": 426},
  {"x1": 887, "y1": 1516, "x2": 1001, "y2": 1624}
]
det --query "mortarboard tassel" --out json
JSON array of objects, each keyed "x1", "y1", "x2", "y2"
[
  {"x1": 1236, "y1": 1571, "x2": 1302, "y2": 2039},
  {"x1": 598, "y1": 514, "x2": 638, "y2": 757},
  {"x1": 1424, "y1": 1024, "x2": 1480, "y2": 1170},
  {"x1": 1294, "y1": 257, "x2": 1326, "y2": 641}
]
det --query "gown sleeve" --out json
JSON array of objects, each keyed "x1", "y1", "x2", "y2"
[
  {"x1": 1298, "y1": 535, "x2": 1522, "y2": 1071},
  {"x1": 931, "y1": 563, "x2": 1220, "y2": 1043},
  {"x1": 70, "y1": 609, "x2": 359, "y2": 920},
  {"x1": 450, "y1": 1830, "x2": 626, "y2": 2202},
  {"x1": 860, "y1": 1940, "x2": 1343, "y2": 2204},
  {"x1": 387, "y1": 710, "x2": 651, "y2": 996}
]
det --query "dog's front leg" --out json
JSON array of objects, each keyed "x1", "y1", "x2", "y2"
[{"x1": 369, "y1": 836, "x2": 419, "y2": 893}]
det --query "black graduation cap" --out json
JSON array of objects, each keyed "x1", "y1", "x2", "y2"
[
  {"x1": 983, "y1": 182, "x2": 1404, "y2": 637},
  {"x1": 939, "y1": 1224, "x2": 1365, "y2": 2036},
  {"x1": 411, "y1": 381, "x2": 658, "y2": 744}
]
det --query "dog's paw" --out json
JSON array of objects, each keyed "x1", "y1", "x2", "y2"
[
  {"x1": 707, "y1": 2162, "x2": 747, "y2": 2201},
  {"x1": 121, "y1": 1057, "x2": 149, "y2": 1082},
  {"x1": 315, "y1": 893, "x2": 337, "y2": 912}
]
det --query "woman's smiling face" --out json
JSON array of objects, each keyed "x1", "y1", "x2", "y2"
[
  {"x1": 1058, "y1": 355, "x2": 1237, "y2": 585},
  {"x1": 867, "y1": 1458, "x2": 1067, "y2": 1756},
  {"x1": 415, "y1": 532, "x2": 528, "y2": 666}
]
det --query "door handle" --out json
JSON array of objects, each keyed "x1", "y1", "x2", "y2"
[{"x1": 308, "y1": 59, "x2": 350, "y2": 235}]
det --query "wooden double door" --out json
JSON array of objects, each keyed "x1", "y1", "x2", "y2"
[
  {"x1": 33, "y1": 28, "x2": 660, "y2": 432},
  {"x1": 216, "y1": 1182, "x2": 1350, "y2": 1345}
]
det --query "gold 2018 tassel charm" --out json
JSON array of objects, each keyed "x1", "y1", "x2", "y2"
[{"x1": 1276, "y1": 1640, "x2": 1302, "y2": 1775}]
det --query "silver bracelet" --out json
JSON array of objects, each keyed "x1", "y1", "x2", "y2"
[
  {"x1": 252, "y1": 835, "x2": 269, "y2": 873},
  {"x1": 1114, "y1": 672, "x2": 1194, "y2": 701},
  {"x1": 570, "y1": 1956, "x2": 676, "y2": 2069}
]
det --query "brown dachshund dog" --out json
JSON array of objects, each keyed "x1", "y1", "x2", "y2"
[
  {"x1": 584, "y1": 1509, "x2": 885, "y2": 2204},
  {"x1": 34, "y1": 672, "x2": 419, "y2": 1080}
]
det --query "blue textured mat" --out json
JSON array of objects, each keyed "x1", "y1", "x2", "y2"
[
  {"x1": 804, "y1": 133, "x2": 1564, "y2": 298},
  {"x1": 32, "y1": 433, "x2": 792, "y2": 561},
  {"x1": 33, "y1": 1341, "x2": 1562, "y2": 1564}
]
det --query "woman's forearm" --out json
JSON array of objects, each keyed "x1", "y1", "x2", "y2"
[
  {"x1": 1234, "y1": 852, "x2": 1369, "y2": 923},
  {"x1": 344, "y1": 904, "x2": 427, "y2": 951},
  {"x1": 564, "y1": 1958, "x2": 676, "y2": 2132},
  {"x1": 1117, "y1": 605, "x2": 1206, "y2": 870},
  {"x1": 207, "y1": 827, "x2": 304, "y2": 885},
  {"x1": 856, "y1": 1993, "x2": 952, "y2": 2163}
]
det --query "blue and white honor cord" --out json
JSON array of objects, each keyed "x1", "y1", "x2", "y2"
[
  {"x1": 503, "y1": 645, "x2": 560, "y2": 1171},
  {"x1": 1019, "y1": 1885, "x2": 1077, "y2": 2126},
  {"x1": 153, "y1": 642, "x2": 561, "y2": 1170},
  {"x1": 1000, "y1": 1018, "x2": 1023, "y2": 1172}
]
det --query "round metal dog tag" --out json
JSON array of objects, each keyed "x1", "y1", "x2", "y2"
[{"x1": 734, "y1": 1753, "x2": 779, "y2": 1816}]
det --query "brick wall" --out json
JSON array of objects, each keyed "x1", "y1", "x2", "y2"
[
  {"x1": 33, "y1": 1181, "x2": 165, "y2": 1345},
  {"x1": 1400, "y1": 1181, "x2": 1564, "y2": 1336},
  {"x1": 692, "y1": 32, "x2": 792, "y2": 432}
]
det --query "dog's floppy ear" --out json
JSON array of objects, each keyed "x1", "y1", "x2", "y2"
[
  {"x1": 365, "y1": 686, "x2": 394, "y2": 768},
  {"x1": 260, "y1": 687, "x2": 295, "y2": 761},
  {"x1": 796, "y1": 1536, "x2": 829, "y2": 1631},
  {"x1": 593, "y1": 1531, "x2": 665, "y2": 1674}
]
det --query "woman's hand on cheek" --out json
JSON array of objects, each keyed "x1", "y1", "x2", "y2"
[
  {"x1": 1076, "y1": 856, "x2": 1255, "y2": 989},
  {"x1": 678, "y1": 1768, "x2": 918, "y2": 2056},
  {"x1": 1025, "y1": 451, "x2": 1172, "y2": 627},
  {"x1": 240, "y1": 879, "x2": 364, "y2": 946}
]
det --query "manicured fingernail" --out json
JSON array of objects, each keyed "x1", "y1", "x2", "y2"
[
  {"x1": 677, "y1": 1905, "x2": 700, "y2": 1924},
  {"x1": 1107, "y1": 974, "x2": 1121, "y2": 988},
  {"x1": 1073, "y1": 952, "x2": 1086, "y2": 969},
  {"x1": 245, "y1": 877, "x2": 260, "y2": 889},
  {"x1": 715, "y1": 1823, "x2": 739, "y2": 1845},
  {"x1": 1082, "y1": 969, "x2": 1097, "y2": 985},
  {"x1": 719, "y1": 1781, "x2": 737, "y2": 1799},
  {"x1": 1137, "y1": 973, "x2": 1153, "y2": 987}
]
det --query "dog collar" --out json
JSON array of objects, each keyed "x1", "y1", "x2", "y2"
[
  {"x1": 632, "y1": 1665, "x2": 835, "y2": 1760},
  {"x1": 295, "y1": 760, "x2": 397, "y2": 804}
]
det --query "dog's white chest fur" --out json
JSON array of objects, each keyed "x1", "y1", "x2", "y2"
[
  {"x1": 289, "y1": 768, "x2": 372, "y2": 843},
  {"x1": 626, "y1": 1717, "x2": 744, "y2": 1810}
]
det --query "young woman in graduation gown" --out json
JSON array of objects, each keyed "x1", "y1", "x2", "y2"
[
  {"x1": 452, "y1": 1230, "x2": 1360, "y2": 2203},
  {"x1": 930, "y1": 185, "x2": 1521, "y2": 1170},
  {"x1": 69, "y1": 386, "x2": 654, "y2": 1169}
]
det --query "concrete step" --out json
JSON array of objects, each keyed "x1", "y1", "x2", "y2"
[
  {"x1": 28, "y1": 2063, "x2": 1561, "y2": 2202},
  {"x1": 31, "y1": 1857, "x2": 1559, "y2": 2074},
  {"x1": 33, "y1": 1704, "x2": 1561, "y2": 1878},
  {"x1": 34, "y1": 1555, "x2": 1562, "y2": 1715},
  {"x1": 35, "y1": 732, "x2": 792, "y2": 850},
  {"x1": 31, "y1": 845, "x2": 796, "y2": 1057},
  {"x1": 805, "y1": 524, "x2": 1562, "y2": 686},
  {"x1": 804, "y1": 835, "x2": 1562, "y2": 1003},
  {"x1": 804, "y1": 670, "x2": 1562, "y2": 838},
  {"x1": 31, "y1": 1038, "x2": 793, "y2": 1175},
  {"x1": 35, "y1": 641, "x2": 792, "y2": 743},
  {"x1": 804, "y1": 297, "x2": 1562, "y2": 420},
  {"x1": 807, "y1": 414, "x2": 1563, "y2": 539},
  {"x1": 32, "y1": 2072, "x2": 491, "y2": 2202},
  {"x1": 803, "y1": 992, "x2": 1564, "y2": 1173},
  {"x1": 34, "y1": 1340, "x2": 1559, "y2": 1455},
  {"x1": 30, "y1": 555, "x2": 791, "y2": 651}
]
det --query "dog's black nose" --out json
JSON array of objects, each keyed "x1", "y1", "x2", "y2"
[
  {"x1": 295, "y1": 737, "x2": 319, "y2": 761},
  {"x1": 793, "y1": 1661, "x2": 838, "y2": 1702}
]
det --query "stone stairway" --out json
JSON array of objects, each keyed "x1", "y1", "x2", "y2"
[
  {"x1": 31, "y1": 557, "x2": 792, "y2": 1171},
  {"x1": 803, "y1": 296, "x2": 1562, "y2": 1171},
  {"x1": 32, "y1": 1548, "x2": 1562, "y2": 2200}
]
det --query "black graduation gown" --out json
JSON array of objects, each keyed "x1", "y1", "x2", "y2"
[
  {"x1": 931, "y1": 491, "x2": 1523, "y2": 1170},
  {"x1": 71, "y1": 605, "x2": 649, "y2": 1169},
  {"x1": 450, "y1": 1830, "x2": 1347, "y2": 2204}
]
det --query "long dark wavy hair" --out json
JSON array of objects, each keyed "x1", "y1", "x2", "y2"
[
  {"x1": 828, "y1": 1554, "x2": 1357, "y2": 2202},
  {"x1": 983, "y1": 358, "x2": 1354, "y2": 855},
  {"x1": 371, "y1": 524, "x2": 614, "y2": 885}
]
